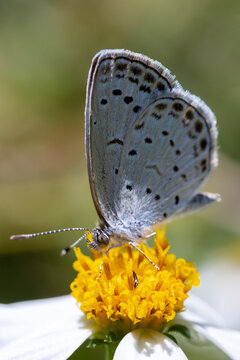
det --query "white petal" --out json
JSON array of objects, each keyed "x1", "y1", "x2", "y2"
[
  {"x1": 196, "y1": 260, "x2": 240, "y2": 329},
  {"x1": 195, "y1": 326, "x2": 240, "y2": 360},
  {"x1": 114, "y1": 329, "x2": 188, "y2": 360},
  {"x1": 0, "y1": 295, "x2": 92, "y2": 360},
  {"x1": 0, "y1": 295, "x2": 80, "y2": 346},
  {"x1": 178, "y1": 294, "x2": 224, "y2": 327}
]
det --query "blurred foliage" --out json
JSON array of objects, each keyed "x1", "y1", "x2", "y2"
[{"x1": 0, "y1": 1, "x2": 239, "y2": 358}]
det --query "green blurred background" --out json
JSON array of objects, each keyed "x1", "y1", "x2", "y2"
[{"x1": 0, "y1": 0, "x2": 239, "y2": 358}]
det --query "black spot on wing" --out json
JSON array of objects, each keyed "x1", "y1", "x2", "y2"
[
  {"x1": 129, "y1": 76, "x2": 139, "y2": 84},
  {"x1": 112, "y1": 89, "x2": 122, "y2": 96},
  {"x1": 100, "y1": 99, "x2": 108, "y2": 105},
  {"x1": 173, "y1": 102, "x2": 184, "y2": 111},
  {"x1": 107, "y1": 138, "x2": 124, "y2": 146},
  {"x1": 116, "y1": 62, "x2": 128, "y2": 71},
  {"x1": 124, "y1": 96, "x2": 133, "y2": 104},
  {"x1": 157, "y1": 81, "x2": 166, "y2": 91},
  {"x1": 144, "y1": 72, "x2": 155, "y2": 83},
  {"x1": 131, "y1": 65, "x2": 142, "y2": 75},
  {"x1": 139, "y1": 84, "x2": 151, "y2": 93},
  {"x1": 156, "y1": 103, "x2": 167, "y2": 110},
  {"x1": 128, "y1": 149, "x2": 137, "y2": 156},
  {"x1": 185, "y1": 110, "x2": 194, "y2": 120},
  {"x1": 151, "y1": 112, "x2": 161, "y2": 120},
  {"x1": 116, "y1": 73, "x2": 124, "y2": 79},
  {"x1": 195, "y1": 120, "x2": 203, "y2": 133},
  {"x1": 135, "y1": 122, "x2": 144, "y2": 130},
  {"x1": 168, "y1": 111, "x2": 178, "y2": 119},
  {"x1": 200, "y1": 138, "x2": 208, "y2": 150},
  {"x1": 133, "y1": 105, "x2": 142, "y2": 113}
]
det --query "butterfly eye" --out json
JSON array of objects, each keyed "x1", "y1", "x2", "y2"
[{"x1": 93, "y1": 230, "x2": 110, "y2": 249}]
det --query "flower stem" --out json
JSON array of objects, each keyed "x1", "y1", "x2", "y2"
[{"x1": 104, "y1": 342, "x2": 117, "y2": 360}]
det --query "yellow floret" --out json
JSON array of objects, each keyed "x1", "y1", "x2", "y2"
[{"x1": 70, "y1": 227, "x2": 200, "y2": 335}]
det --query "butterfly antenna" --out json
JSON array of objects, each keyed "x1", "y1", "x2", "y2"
[
  {"x1": 10, "y1": 227, "x2": 91, "y2": 241},
  {"x1": 61, "y1": 232, "x2": 91, "y2": 256}
]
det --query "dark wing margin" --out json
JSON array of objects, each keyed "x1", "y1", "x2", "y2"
[{"x1": 85, "y1": 51, "x2": 105, "y2": 223}]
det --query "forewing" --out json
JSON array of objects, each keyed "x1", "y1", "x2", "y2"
[
  {"x1": 85, "y1": 49, "x2": 179, "y2": 225},
  {"x1": 113, "y1": 90, "x2": 218, "y2": 235}
]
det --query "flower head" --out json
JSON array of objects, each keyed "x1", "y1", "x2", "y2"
[
  {"x1": 71, "y1": 227, "x2": 200, "y2": 335},
  {"x1": 1, "y1": 229, "x2": 240, "y2": 360}
]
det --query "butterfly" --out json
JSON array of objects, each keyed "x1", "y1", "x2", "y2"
[{"x1": 11, "y1": 50, "x2": 220, "y2": 268}]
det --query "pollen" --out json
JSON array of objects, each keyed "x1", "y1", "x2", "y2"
[{"x1": 70, "y1": 227, "x2": 200, "y2": 334}]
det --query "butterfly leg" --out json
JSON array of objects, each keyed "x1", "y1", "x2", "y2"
[
  {"x1": 97, "y1": 260, "x2": 103, "y2": 278},
  {"x1": 144, "y1": 232, "x2": 156, "y2": 239},
  {"x1": 129, "y1": 241, "x2": 160, "y2": 271},
  {"x1": 105, "y1": 244, "x2": 121, "y2": 255}
]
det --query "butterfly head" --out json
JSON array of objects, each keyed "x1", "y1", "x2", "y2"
[{"x1": 88, "y1": 227, "x2": 111, "y2": 251}]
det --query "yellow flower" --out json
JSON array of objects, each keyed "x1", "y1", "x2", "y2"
[
  {"x1": 2, "y1": 231, "x2": 240, "y2": 360},
  {"x1": 71, "y1": 227, "x2": 200, "y2": 335}
]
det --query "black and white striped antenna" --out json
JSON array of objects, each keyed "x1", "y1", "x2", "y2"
[{"x1": 10, "y1": 227, "x2": 92, "y2": 255}]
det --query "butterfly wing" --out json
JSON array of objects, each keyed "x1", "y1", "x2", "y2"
[
  {"x1": 85, "y1": 49, "x2": 180, "y2": 226},
  {"x1": 113, "y1": 90, "x2": 218, "y2": 237},
  {"x1": 85, "y1": 49, "x2": 218, "y2": 239}
]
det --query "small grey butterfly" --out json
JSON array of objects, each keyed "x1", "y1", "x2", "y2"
[{"x1": 11, "y1": 50, "x2": 220, "y2": 268}]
